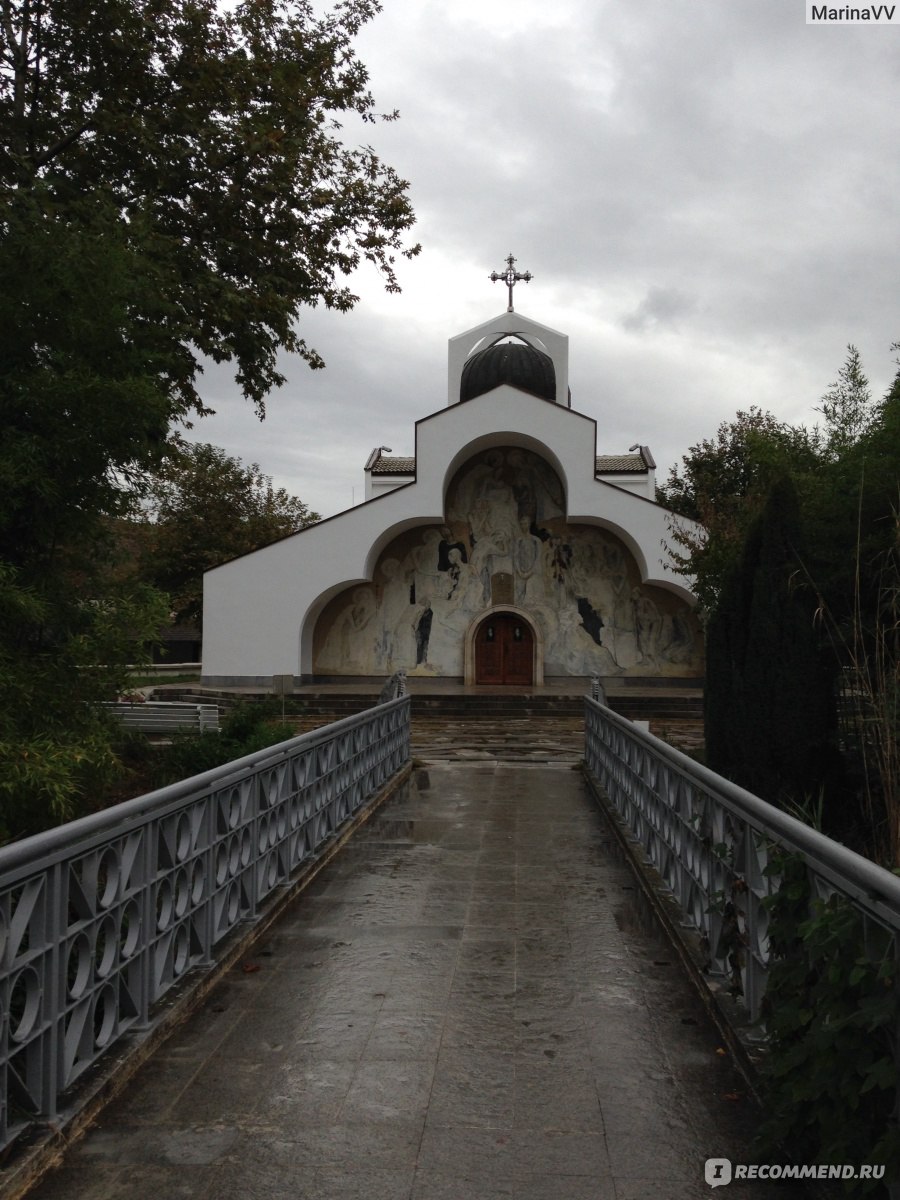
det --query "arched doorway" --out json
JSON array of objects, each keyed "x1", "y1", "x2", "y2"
[{"x1": 474, "y1": 612, "x2": 534, "y2": 685}]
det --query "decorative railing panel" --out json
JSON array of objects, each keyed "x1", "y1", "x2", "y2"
[
  {"x1": 584, "y1": 695, "x2": 900, "y2": 1023},
  {"x1": 0, "y1": 696, "x2": 410, "y2": 1152}
]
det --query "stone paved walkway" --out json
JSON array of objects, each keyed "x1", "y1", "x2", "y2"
[{"x1": 26, "y1": 764, "x2": 798, "y2": 1200}]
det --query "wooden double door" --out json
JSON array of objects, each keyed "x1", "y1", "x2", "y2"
[{"x1": 474, "y1": 613, "x2": 534, "y2": 685}]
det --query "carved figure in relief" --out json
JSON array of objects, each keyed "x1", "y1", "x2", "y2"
[
  {"x1": 632, "y1": 588, "x2": 663, "y2": 664},
  {"x1": 318, "y1": 586, "x2": 375, "y2": 672},
  {"x1": 600, "y1": 542, "x2": 633, "y2": 633},
  {"x1": 409, "y1": 529, "x2": 443, "y2": 604},
  {"x1": 470, "y1": 526, "x2": 512, "y2": 601},
  {"x1": 377, "y1": 558, "x2": 410, "y2": 666},
  {"x1": 413, "y1": 599, "x2": 434, "y2": 666},
  {"x1": 444, "y1": 550, "x2": 484, "y2": 615},
  {"x1": 569, "y1": 536, "x2": 614, "y2": 614},
  {"x1": 661, "y1": 605, "x2": 696, "y2": 664},
  {"x1": 481, "y1": 470, "x2": 517, "y2": 531},
  {"x1": 547, "y1": 602, "x2": 579, "y2": 670},
  {"x1": 513, "y1": 515, "x2": 544, "y2": 605},
  {"x1": 447, "y1": 449, "x2": 504, "y2": 525},
  {"x1": 542, "y1": 535, "x2": 573, "y2": 603},
  {"x1": 509, "y1": 448, "x2": 565, "y2": 522},
  {"x1": 445, "y1": 546, "x2": 463, "y2": 599},
  {"x1": 469, "y1": 497, "x2": 492, "y2": 545},
  {"x1": 546, "y1": 603, "x2": 619, "y2": 675},
  {"x1": 438, "y1": 526, "x2": 469, "y2": 572},
  {"x1": 411, "y1": 529, "x2": 442, "y2": 572}
]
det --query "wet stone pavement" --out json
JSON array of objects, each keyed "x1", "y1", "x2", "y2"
[{"x1": 28, "y1": 764, "x2": 798, "y2": 1200}]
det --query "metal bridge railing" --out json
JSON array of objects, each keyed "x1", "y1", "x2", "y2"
[
  {"x1": 584, "y1": 692, "x2": 900, "y2": 1023},
  {"x1": 0, "y1": 694, "x2": 410, "y2": 1153}
]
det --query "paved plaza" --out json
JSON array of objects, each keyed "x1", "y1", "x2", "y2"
[{"x1": 25, "y1": 763, "x2": 798, "y2": 1200}]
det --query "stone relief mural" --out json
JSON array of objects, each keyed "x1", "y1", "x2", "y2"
[{"x1": 313, "y1": 448, "x2": 704, "y2": 678}]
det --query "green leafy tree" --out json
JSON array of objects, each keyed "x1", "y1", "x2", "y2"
[
  {"x1": 759, "y1": 854, "x2": 900, "y2": 1187},
  {"x1": 677, "y1": 346, "x2": 900, "y2": 856},
  {"x1": 1, "y1": 0, "x2": 419, "y2": 410},
  {"x1": 142, "y1": 443, "x2": 320, "y2": 627},
  {"x1": 0, "y1": 561, "x2": 169, "y2": 844},
  {"x1": 806, "y1": 349, "x2": 900, "y2": 861},
  {"x1": 0, "y1": 200, "x2": 175, "y2": 842},
  {"x1": 845, "y1": 345, "x2": 900, "y2": 574},
  {"x1": 0, "y1": 0, "x2": 416, "y2": 838},
  {"x1": 1, "y1": 0, "x2": 416, "y2": 573},
  {"x1": 657, "y1": 408, "x2": 820, "y2": 611},
  {"x1": 816, "y1": 343, "x2": 873, "y2": 460},
  {"x1": 0, "y1": 193, "x2": 175, "y2": 576}
]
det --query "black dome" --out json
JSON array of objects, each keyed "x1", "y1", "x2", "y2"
[{"x1": 460, "y1": 341, "x2": 556, "y2": 403}]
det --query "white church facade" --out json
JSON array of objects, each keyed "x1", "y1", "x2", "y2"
[{"x1": 201, "y1": 296, "x2": 704, "y2": 688}]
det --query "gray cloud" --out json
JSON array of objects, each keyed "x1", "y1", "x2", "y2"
[{"x1": 622, "y1": 287, "x2": 698, "y2": 332}]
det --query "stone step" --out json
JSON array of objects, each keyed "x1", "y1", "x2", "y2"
[
  {"x1": 152, "y1": 687, "x2": 703, "y2": 728},
  {"x1": 276, "y1": 712, "x2": 704, "y2": 765},
  {"x1": 607, "y1": 695, "x2": 703, "y2": 720},
  {"x1": 409, "y1": 715, "x2": 585, "y2": 763},
  {"x1": 412, "y1": 697, "x2": 584, "y2": 718},
  {"x1": 289, "y1": 694, "x2": 701, "y2": 720}
]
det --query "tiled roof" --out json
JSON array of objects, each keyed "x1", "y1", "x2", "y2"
[
  {"x1": 595, "y1": 454, "x2": 647, "y2": 473},
  {"x1": 371, "y1": 456, "x2": 416, "y2": 474},
  {"x1": 373, "y1": 454, "x2": 648, "y2": 476}
]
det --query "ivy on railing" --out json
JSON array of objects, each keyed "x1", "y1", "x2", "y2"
[{"x1": 758, "y1": 851, "x2": 900, "y2": 1192}]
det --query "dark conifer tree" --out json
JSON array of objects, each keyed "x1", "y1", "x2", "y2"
[{"x1": 706, "y1": 475, "x2": 839, "y2": 819}]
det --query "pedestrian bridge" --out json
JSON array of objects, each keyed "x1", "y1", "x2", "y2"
[{"x1": 1, "y1": 687, "x2": 898, "y2": 1199}]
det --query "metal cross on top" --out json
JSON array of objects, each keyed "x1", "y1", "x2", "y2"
[{"x1": 489, "y1": 253, "x2": 533, "y2": 312}]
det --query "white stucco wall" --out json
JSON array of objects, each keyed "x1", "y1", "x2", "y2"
[
  {"x1": 364, "y1": 472, "x2": 414, "y2": 501},
  {"x1": 201, "y1": 385, "x2": 699, "y2": 683},
  {"x1": 595, "y1": 472, "x2": 656, "y2": 499}
]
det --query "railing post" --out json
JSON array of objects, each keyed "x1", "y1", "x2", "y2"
[
  {"x1": 196, "y1": 792, "x2": 216, "y2": 968},
  {"x1": 131, "y1": 815, "x2": 152, "y2": 1031},
  {"x1": 46, "y1": 860, "x2": 63, "y2": 1123},
  {"x1": 377, "y1": 669, "x2": 408, "y2": 704}
]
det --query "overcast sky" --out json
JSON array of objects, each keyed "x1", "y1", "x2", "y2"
[{"x1": 188, "y1": 0, "x2": 900, "y2": 519}]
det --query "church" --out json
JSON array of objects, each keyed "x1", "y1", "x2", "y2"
[{"x1": 201, "y1": 259, "x2": 704, "y2": 688}]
